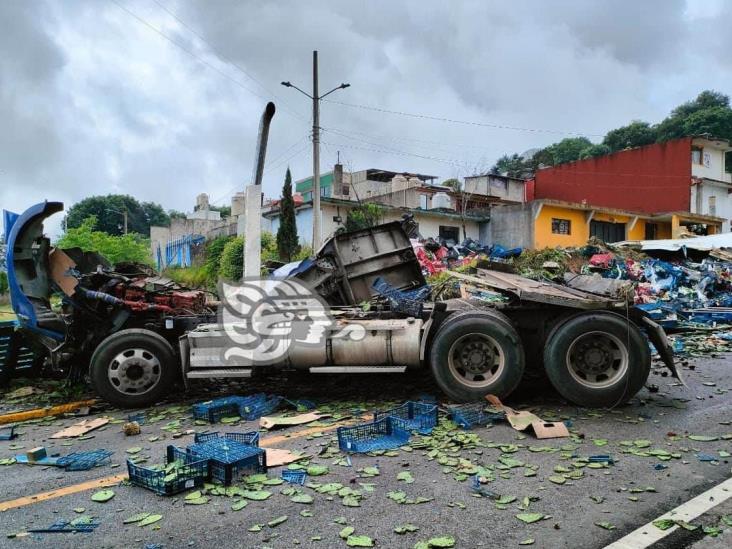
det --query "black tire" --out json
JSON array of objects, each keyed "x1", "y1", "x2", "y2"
[
  {"x1": 543, "y1": 312, "x2": 650, "y2": 408},
  {"x1": 429, "y1": 310, "x2": 525, "y2": 402},
  {"x1": 89, "y1": 329, "x2": 177, "y2": 408}
]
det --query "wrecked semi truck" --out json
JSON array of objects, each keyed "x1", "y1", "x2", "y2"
[{"x1": 2, "y1": 101, "x2": 678, "y2": 409}]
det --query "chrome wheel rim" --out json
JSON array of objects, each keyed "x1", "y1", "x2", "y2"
[
  {"x1": 447, "y1": 333, "x2": 505, "y2": 388},
  {"x1": 108, "y1": 348, "x2": 162, "y2": 395},
  {"x1": 566, "y1": 331, "x2": 628, "y2": 388}
]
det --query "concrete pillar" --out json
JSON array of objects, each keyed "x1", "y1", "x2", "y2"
[
  {"x1": 244, "y1": 185, "x2": 261, "y2": 279},
  {"x1": 671, "y1": 215, "x2": 681, "y2": 239}
]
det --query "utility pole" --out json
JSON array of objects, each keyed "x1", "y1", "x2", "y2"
[
  {"x1": 312, "y1": 51, "x2": 320, "y2": 250},
  {"x1": 123, "y1": 209, "x2": 128, "y2": 235},
  {"x1": 282, "y1": 52, "x2": 349, "y2": 250}
]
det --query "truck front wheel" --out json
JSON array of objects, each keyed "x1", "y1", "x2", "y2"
[
  {"x1": 429, "y1": 311, "x2": 525, "y2": 402},
  {"x1": 89, "y1": 329, "x2": 177, "y2": 408},
  {"x1": 543, "y1": 312, "x2": 650, "y2": 408}
]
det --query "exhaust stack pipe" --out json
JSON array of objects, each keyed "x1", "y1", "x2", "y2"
[{"x1": 244, "y1": 102, "x2": 276, "y2": 278}]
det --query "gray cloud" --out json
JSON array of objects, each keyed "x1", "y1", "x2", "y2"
[{"x1": 0, "y1": 0, "x2": 728, "y2": 238}]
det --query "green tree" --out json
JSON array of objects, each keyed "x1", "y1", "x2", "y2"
[
  {"x1": 579, "y1": 143, "x2": 611, "y2": 160},
  {"x1": 345, "y1": 203, "x2": 384, "y2": 232},
  {"x1": 56, "y1": 216, "x2": 151, "y2": 265},
  {"x1": 204, "y1": 235, "x2": 231, "y2": 282},
  {"x1": 543, "y1": 137, "x2": 593, "y2": 165},
  {"x1": 656, "y1": 90, "x2": 731, "y2": 142},
  {"x1": 442, "y1": 178, "x2": 462, "y2": 191},
  {"x1": 603, "y1": 121, "x2": 657, "y2": 152},
  {"x1": 64, "y1": 195, "x2": 170, "y2": 236},
  {"x1": 0, "y1": 271, "x2": 8, "y2": 295},
  {"x1": 681, "y1": 107, "x2": 732, "y2": 141},
  {"x1": 490, "y1": 153, "x2": 530, "y2": 178},
  {"x1": 276, "y1": 168, "x2": 300, "y2": 262},
  {"x1": 168, "y1": 209, "x2": 187, "y2": 220},
  {"x1": 210, "y1": 205, "x2": 231, "y2": 218}
]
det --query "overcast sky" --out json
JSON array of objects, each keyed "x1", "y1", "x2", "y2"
[{"x1": 2, "y1": 0, "x2": 731, "y2": 237}]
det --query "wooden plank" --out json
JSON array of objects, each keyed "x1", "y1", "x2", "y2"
[{"x1": 0, "y1": 400, "x2": 98, "y2": 425}]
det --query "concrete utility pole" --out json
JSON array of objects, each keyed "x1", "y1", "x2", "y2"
[
  {"x1": 107, "y1": 207, "x2": 128, "y2": 235},
  {"x1": 282, "y1": 51, "x2": 350, "y2": 250}
]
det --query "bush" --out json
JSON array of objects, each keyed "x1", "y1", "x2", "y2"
[
  {"x1": 219, "y1": 237, "x2": 244, "y2": 281},
  {"x1": 0, "y1": 271, "x2": 7, "y2": 295},
  {"x1": 345, "y1": 203, "x2": 384, "y2": 232},
  {"x1": 204, "y1": 235, "x2": 231, "y2": 282},
  {"x1": 163, "y1": 265, "x2": 210, "y2": 288},
  {"x1": 55, "y1": 216, "x2": 151, "y2": 265}
]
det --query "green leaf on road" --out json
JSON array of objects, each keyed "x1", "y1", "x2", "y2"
[
  {"x1": 138, "y1": 514, "x2": 162, "y2": 528},
  {"x1": 548, "y1": 475, "x2": 566, "y2": 485},
  {"x1": 90, "y1": 489, "x2": 115, "y2": 503},
  {"x1": 126, "y1": 447, "x2": 142, "y2": 454},
  {"x1": 688, "y1": 435, "x2": 718, "y2": 442},
  {"x1": 231, "y1": 500, "x2": 248, "y2": 511},
  {"x1": 397, "y1": 471, "x2": 414, "y2": 483},
  {"x1": 241, "y1": 490, "x2": 272, "y2": 500},
  {"x1": 593, "y1": 439, "x2": 609, "y2": 446},
  {"x1": 346, "y1": 535, "x2": 374, "y2": 547},
  {"x1": 516, "y1": 513, "x2": 545, "y2": 524},
  {"x1": 267, "y1": 515, "x2": 288, "y2": 528},
  {"x1": 519, "y1": 539, "x2": 535, "y2": 546},
  {"x1": 184, "y1": 490, "x2": 202, "y2": 500},
  {"x1": 394, "y1": 524, "x2": 419, "y2": 534},
  {"x1": 339, "y1": 526, "x2": 355, "y2": 539},
  {"x1": 73, "y1": 507, "x2": 85, "y2": 514},
  {"x1": 123, "y1": 512, "x2": 151, "y2": 524},
  {"x1": 291, "y1": 493, "x2": 314, "y2": 504},
  {"x1": 652, "y1": 519, "x2": 675, "y2": 530},
  {"x1": 307, "y1": 465, "x2": 329, "y2": 476},
  {"x1": 185, "y1": 496, "x2": 209, "y2": 505},
  {"x1": 425, "y1": 536, "x2": 456, "y2": 547},
  {"x1": 595, "y1": 522, "x2": 615, "y2": 530}
]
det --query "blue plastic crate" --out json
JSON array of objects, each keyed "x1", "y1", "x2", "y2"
[
  {"x1": 337, "y1": 417, "x2": 411, "y2": 453},
  {"x1": 238, "y1": 394, "x2": 282, "y2": 420},
  {"x1": 57, "y1": 450, "x2": 113, "y2": 471},
  {"x1": 374, "y1": 401, "x2": 438, "y2": 434},
  {"x1": 127, "y1": 446, "x2": 209, "y2": 496},
  {"x1": 192, "y1": 396, "x2": 245, "y2": 423},
  {"x1": 194, "y1": 431, "x2": 260, "y2": 447},
  {"x1": 0, "y1": 425, "x2": 16, "y2": 441},
  {"x1": 372, "y1": 277, "x2": 431, "y2": 316},
  {"x1": 449, "y1": 403, "x2": 505, "y2": 430},
  {"x1": 187, "y1": 437, "x2": 266, "y2": 485},
  {"x1": 281, "y1": 470, "x2": 307, "y2": 485}
]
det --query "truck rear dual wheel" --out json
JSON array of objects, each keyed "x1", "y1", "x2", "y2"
[
  {"x1": 430, "y1": 310, "x2": 525, "y2": 402},
  {"x1": 543, "y1": 312, "x2": 650, "y2": 408},
  {"x1": 89, "y1": 329, "x2": 177, "y2": 408}
]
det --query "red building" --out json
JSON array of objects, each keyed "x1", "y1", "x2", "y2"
[{"x1": 529, "y1": 136, "x2": 732, "y2": 235}]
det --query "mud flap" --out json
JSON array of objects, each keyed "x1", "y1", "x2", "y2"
[{"x1": 641, "y1": 316, "x2": 684, "y2": 385}]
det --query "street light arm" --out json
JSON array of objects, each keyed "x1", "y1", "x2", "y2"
[
  {"x1": 281, "y1": 81, "x2": 313, "y2": 99},
  {"x1": 319, "y1": 83, "x2": 350, "y2": 100}
]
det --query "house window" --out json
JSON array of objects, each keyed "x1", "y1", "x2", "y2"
[
  {"x1": 341, "y1": 185, "x2": 350, "y2": 196},
  {"x1": 709, "y1": 195, "x2": 717, "y2": 216},
  {"x1": 320, "y1": 186, "x2": 331, "y2": 197},
  {"x1": 551, "y1": 218, "x2": 571, "y2": 235},
  {"x1": 439, "y1": 225, "x2": 460, "y2": 244},
  {"x1": 644, "y1": 223, "x2": 657, "y2": 240},
  {"x1": 691, "y1": 147, "x2": 703, "y2": 165}
]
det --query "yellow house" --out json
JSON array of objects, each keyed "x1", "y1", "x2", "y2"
[{"x1": 488, "y1": 199, "x2": 725, "y2": 250}]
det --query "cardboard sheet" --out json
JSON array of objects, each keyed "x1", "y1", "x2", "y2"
[
  {"x1": 485, "y1": 395, "x2": 569, "y2": 439},
  {"x1": 264, "y1": 447, "x2": 308, "y2": 467},
  {"x1": 259, "y1": 412, "x2": 327, "y2": 430},
  {"x1": 51, "y1": 417, "x2": 109, "y2": 439}
]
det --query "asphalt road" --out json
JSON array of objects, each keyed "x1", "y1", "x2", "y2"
[{"x1": 0, "y1": 353, "x2": 731, "y2": 549}]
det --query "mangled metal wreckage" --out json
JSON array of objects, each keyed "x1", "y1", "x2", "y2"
[{"x1": 3, "y1": 200, "x2": 677, "y2": 409}]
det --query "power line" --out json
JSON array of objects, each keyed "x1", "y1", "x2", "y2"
[
  {"x1": 109, "y1": 0, "x2": 308, "y2": 124},
  {"x1": 149, "y1": 0, "x2": 308, "y2": 123},
  {"x1": 320, "y1": 140, "x2": 473, "y2": 170},
  {"x1": 322, "y1": 98, "x2": 604, "y2": 138},
  {"x1": 321, "y1": 128, "x2": 481, "y2": 169}
]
